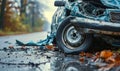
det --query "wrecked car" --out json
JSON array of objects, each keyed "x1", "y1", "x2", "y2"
[{"x1": 51, "y1": 0, "x2": 120, "y2": 53}]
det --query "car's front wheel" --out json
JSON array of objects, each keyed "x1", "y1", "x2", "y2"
[{"x1": 56, "y1": 19, "x2": 92, "y2": 54}]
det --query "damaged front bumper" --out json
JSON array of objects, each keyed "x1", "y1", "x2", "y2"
[{"x1": 69, "y1": 16, "x2": 120, "y2": 35}]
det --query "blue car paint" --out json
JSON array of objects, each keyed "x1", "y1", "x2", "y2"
[
  {"x1": 65, "y1": 1, "x2": 120, "y2": 22},
  {"x1": 101, "y1": 0, "x2": 120, "y2": 8},
  {"x1": 16, "y1": 0, "x2": 120, "y2": 47}
]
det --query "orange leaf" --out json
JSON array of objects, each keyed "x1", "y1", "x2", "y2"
[
  {"x1": 100, "y1": 50, "x2": 113, "y2": 59},
  {"x1": 105, "y1": 56, "x2": 115, "y2": 64},
  {"x1": 79, "y1": 52, "x2": 85, "y2": 57},
  {"x1": 86, "y1": 53, "x2": 93, "y2": 58},
  {"x1": 46, "y1": 45, "x2": 54, "y2": 50},
  {"x1": 79, "y1": 57, "x2": 85, "y2": 63},
  {"x1": 114, "y1": 53, "x2": 120, "y2": 66}
]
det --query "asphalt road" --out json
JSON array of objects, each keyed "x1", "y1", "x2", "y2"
[
  {"x1": 0, "y1": 32, "x2": 48, "y2": 48},
  {"x1": 0, "y1": 32, "x2": 119, "y2": 71},
  {"x1": 0, "y1": 32, "x2": 56, "y2": 71}
]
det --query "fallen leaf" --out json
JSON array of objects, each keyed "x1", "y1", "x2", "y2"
[
  {"x1": 105, "y1": 56, "x2": 115, "y2": 64},
  {"x1": 92, "y1": 52, "x2": 100, "y2": 62},
  {"x1": 95, "y1": 52, "x2": 100, "y2": 57},
  {"x1": 9, "y1": 46, "x2": 14, "y2": 49},
  {"x1": 114, "y1": 53, "x2": 120, "y2": 67},
  {"x1": 21, "y1": 46, "x2": 26, "y2": 49},
  {"x1": 79, "y1": 52, "x2": 85, "y2": 57},
  {"x1": 79, "y1": 57, "x2": 85, "y2": 63},
  {"x1": 105, "y1": 53, "x2": 120, "y2": 65},
  {"x1": 100, "y1": 50, "x2": 113, "y2": 59},
  {"x1": 46, "y1": 45, "x2": 54, "y2": 50},
  {"x1": 86, "y1": 53, "x2": 93, "y2": 58}
]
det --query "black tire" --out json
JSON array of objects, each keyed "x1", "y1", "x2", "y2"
[{"x1": 56, "y1": 17, "x2": 92, "y2": 54}]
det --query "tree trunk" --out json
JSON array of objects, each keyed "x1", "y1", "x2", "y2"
[
  {"x1": 0, "y1": 0, "x2": 7, "y2": 30},
  {"x1": 20, "y1": 0, "x2": 27, "y2": 15}
]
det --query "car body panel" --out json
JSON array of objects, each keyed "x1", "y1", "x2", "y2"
[{"x1": 52, "y1": 0, "x2": 120, "y2": 47}]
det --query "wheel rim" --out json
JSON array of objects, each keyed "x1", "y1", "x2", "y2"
[
  {"x1": 62, "y1": 61, "x2": 81, "y2": 71},
  {"x1": 62, "y1": 24, "x2": 85, "y2": 49}
]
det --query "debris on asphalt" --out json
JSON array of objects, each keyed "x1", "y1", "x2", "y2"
[
  {"x1": 78, "y1": 50, "x2": 120, "y2": 71},
  {"x1": 8, "y1": 46, "x2": 14, "y2": 49},
  {"x1": 1, "y1": 33, "x2": 120, "y2": 71},
  {"x1": 16, "y1": 33, "x2": 55, "y2": 46},
  {"x1": 2, "y1": 41, "x2": 120, "y2": 71}
]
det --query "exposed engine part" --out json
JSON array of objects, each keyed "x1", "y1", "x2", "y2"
[
  {"x1": 110, "y1": 12, "x2": 120, "y2": 23},
  {"x1": 80, "y1": 2, "x2": 105, "y2": 17},
  {"x1": 82, "y1": 0, "x2": 117, "y2": 8}
]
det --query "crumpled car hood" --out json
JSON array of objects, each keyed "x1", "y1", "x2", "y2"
[{"x1": 101, "y1": 0, "x2": 120, "y2": 8}]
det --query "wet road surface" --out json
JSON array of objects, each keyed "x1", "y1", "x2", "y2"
[
  {"x1": 0, "y1": 32, "x2": 48, "y2": 48},
  {"x1": 0, "y1": 32, "x2": 119, "y2": 71},
  {"x1": 0, "y1": 32, "x2": 55, "y2": 71}
]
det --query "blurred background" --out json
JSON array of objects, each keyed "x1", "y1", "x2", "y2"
[{"x1": 0, "y1": 0, "x2": 56, "y2": 36}]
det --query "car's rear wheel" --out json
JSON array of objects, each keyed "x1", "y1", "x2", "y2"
[{"x1": 56, "y1": 19, "x2": 92, "y2": 54}]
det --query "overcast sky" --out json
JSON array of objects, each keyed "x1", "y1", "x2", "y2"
[{"x1": 39, "y1": 0, "x2": 57, "y2": 24}]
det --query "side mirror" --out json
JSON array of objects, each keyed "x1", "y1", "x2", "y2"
[{"x1": 54, "y1": 1, "x2": 66, "y2": 7}]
